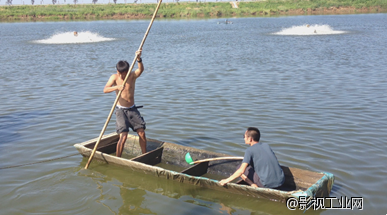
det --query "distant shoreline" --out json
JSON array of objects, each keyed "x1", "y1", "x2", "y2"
[{"x1": 1, "y1": 1, "x2": 386, "y2": 21}]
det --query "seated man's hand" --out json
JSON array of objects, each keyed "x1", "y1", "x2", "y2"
[
  {"x1": 251, "y1": 184, "x2": 258, "y2": 188},
  {"x1": 219, "y1": 179, "x2": 228, "y2": 186}
]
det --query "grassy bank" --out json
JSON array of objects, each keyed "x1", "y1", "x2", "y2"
[{"x1": 1, "y1": 0, "x2": 387, "y2": 21}]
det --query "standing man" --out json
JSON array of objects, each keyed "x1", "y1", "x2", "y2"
[
  {"x1": 103, "y1": 50, "x2": 147, "y2": 157},
  {"x1": 219, "y1": 127, "x2": 285, "y2": 188}
]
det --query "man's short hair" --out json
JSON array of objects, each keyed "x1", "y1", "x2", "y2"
[
  {"x1": 246, "y1": 127, "x2": 261, "y2": 142},
  {"x1": 116, "y1": 60, "x2": 129, "y2": 73}
]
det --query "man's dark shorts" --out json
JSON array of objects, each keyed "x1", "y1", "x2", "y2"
[
  {"x1": 243, "y1": 165, "x2": 264, "y2": 187},
  {"x1": 115, "y1": 106, "x2": 146, "y2": 134},
  {"x1": 237, "y1": 164, "x2": 264, "y2": 187}
]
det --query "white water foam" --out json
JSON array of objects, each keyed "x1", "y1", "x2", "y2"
[
  {"x1": 34, "y1": 31, "x2": 116, "y2": 44},
  {"x1": 273, "y1": 24, "x2": 347, "y2": 36}
]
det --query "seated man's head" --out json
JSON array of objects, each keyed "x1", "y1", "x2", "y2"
[{"x1": 244, "y1": 127, "x2": 261, "y2": 144}]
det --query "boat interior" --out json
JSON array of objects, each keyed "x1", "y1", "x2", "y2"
[{"x1": 82, "y1": 134, "x2": 325, "y2": 192}]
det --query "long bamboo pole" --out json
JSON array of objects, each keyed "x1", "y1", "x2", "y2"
[
  {"x1": 85, "y1": 0, "x2": 163, "y2": 169},
  {"x1": 191, "y1": 156, "x2": 244, "y2": 165}
]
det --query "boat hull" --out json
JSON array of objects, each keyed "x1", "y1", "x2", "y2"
[{"x1": 74, "y1": 133, "x2": 334, "y2": 203}]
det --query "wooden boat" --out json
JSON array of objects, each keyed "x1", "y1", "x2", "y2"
[{"x1": 74, "y1": 133, "x2": 334, "y2": 203}]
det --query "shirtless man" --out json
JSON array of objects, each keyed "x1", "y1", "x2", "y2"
[{"x1": 103, "y1": 50, "x2": 146, "y2": 157}]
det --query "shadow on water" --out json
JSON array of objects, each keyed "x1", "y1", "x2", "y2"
[
  {"x1": 0, "y1": 111, "x2": 51, "y2": 146},
  {"x1": 77, "y1": 158, "x2": 324, "y2": 215}
]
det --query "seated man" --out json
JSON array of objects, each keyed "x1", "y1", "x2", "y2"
[
  {"x1": 74, "y1": 31, "x2": 78, "y2": 37},
  {"x1": 219, "y1": 127, "x2": 285, "y2": 188}
]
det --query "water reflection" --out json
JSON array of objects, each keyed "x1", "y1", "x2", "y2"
[
  {"x1": 119, "y1": 188, "x2": 154, "y2": 214},
  {"x1": 77, "y1": 158, "x2": 323, "y2": 215}
]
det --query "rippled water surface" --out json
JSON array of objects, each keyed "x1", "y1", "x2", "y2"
[{"x1": 1, "y1": 14, "x2": 386, "y2": 214}]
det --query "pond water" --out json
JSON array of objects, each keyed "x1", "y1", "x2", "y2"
[{"x1": 0, "y1": 13, "x2": 386, "y2": 214}]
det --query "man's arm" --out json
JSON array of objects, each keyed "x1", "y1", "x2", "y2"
[
  {"x1": 133, "y1": 49, "x2": 144, "y2": 78},
  {"x1": 103, "y1": 74, "x2": 122, "y2": 93},
  {"x1": 241, "y1": 174, "x2": 258, "y2": 188},
  {"x1": 219, "y1": 162, "x2": 249, "y2": 186}
]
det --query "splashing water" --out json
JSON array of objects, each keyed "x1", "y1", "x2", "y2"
[
  {"x1": 273, "y1": 24, "x2": 347, "y2": 36},
  {"x1": 33, "y1": 31, "x2": 116, "y2": 44}
]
